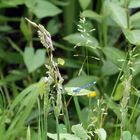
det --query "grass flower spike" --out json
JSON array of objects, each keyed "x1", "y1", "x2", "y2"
[{"x1": 25, "y1": 18, "x2": 54, "y2": 51}]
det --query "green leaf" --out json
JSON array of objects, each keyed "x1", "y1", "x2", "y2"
[
  {"x1": 0, "y1": 70, "x2": 27, "y2": 86},
  {"x1": 0, "y1": 25, "x2": 12, "y2": 32},
  {"x1": 58, "y1": 124, "x2": 67, "y2": 133},
  {"x1": 6, "y1": 84, "x2": 39, "y2": 140},
  {"x1": 0, "y1": 16, "x2": 19, "y2": 22},
  {"x1": 72, "y1": 124, "x2": 88, "y2": 140},
  {"x1": 104, "y1": 94, "x2": 121, "y2": 120},
  {"x1": 65, "y1": 76, "x2": 97, "y2": 96},
  {"x1": 130, "y1": 12, "x2": 140, "y2": 29},
  {"x1": 101, "y1": 60, "x2": 119, "y2": 76},
  {"x1": 78, "y1": 0, "x2": 91, "y2": 10},
  {"x1": 20, "y1": 18, "x2": 32, "y2": 41},
  {"x1": 64, "y1": 33, "x2": 99, "y2": 47},
  {"x1": 113, "y1": 82, "x2": 124, "y2": 101},
  {"x1": 129, "y1": 0, "x2": 140, "y2": 8},
  {"x1": 63, "y1": 58, "x2": 81, "y2": 68},
  {"x1": 47, "y1": 18, "x2": 61, "y2": 36},
  {"x1": 47, "y1": 133, "x2": 81, "y2": 140},
  {"x1": 81, "y1": 107, "x2": 91, "y2": 127},
  {"x1": 103, "y1": 47, "x2": 126, "y2": 68},
  {"x1": 132, "y1": 57, "x2": 140, "y2": 76},
  {"x1": 105, "y1": 1, "x2": 127, "y2": 28},
  {"x1": 25, "y1": 0, "x2": 62, "y2": 18},
  {"x1": 132, "y1": 135, "x2": 139, "y2": 140},
  {"x1": 122, "y1": 131, "x2": 131, "y2": 140},
  {"x1": 0, "y1": 0, "x2": 24, "y2": 8},
  {"x1": 95, "y1": 128, "x2": 107, "y2": 140},
  {"x1": 123, "y1": 29, "x2": 140, "y2": 45},
  {"x1": 49, "y1": 0, "x2": 69, "y2": 6},
  {"x1": 65, "y1": 76, "x2": 97, "y2": 87},
  {"x1": 23, "y1": 47, "x2": 46, "y2": 73},
  {"x1": 2, "y1": 52, "x2": 23, "y2": 64},
  {"x1": 8, "y1": 38, "x2": 23, "y2": 55},
  {"x1": 10, "y1": 84, "x2": 37, "y2": 110},
  {"x1": 81, "y1": 10, "x2": 102, "y2": 22}
]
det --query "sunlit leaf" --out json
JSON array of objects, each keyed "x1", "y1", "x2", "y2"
[
  {"x1": 130, "y1": 12, "x2": 140, "y2": 29},
  {"x1": 65, "y1": 76, "x2": 97, "y2": 87},
  {"x1": 95, "y1": 128, "x2": 107, "y2": 140},
  {"x1": 65, "y1": 87, "x2": 93, "y2": 96},
  {"x1": 132, "y1": 135, "x2": 139, "y2": 140},
  {"x1": 72, "y1": 124, "x2": 88, "y2": 140},
  {"x1": 47, "y1": 133, "x2": 81, "y2": 140},
  {"x1": 122, "y1": 131, "x2": 131, "y2": 140},
  {"x1": 129, "y1": 0, "x2": 140, "y2": 8}
]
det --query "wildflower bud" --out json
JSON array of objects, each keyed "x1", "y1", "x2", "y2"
[{"x1": 87, "y1": 91, "x2": 97, "y2": 98}]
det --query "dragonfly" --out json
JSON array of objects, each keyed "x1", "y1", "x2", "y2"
[{"x1": 65, "y1": 81, "x2": 96, "y2": 96}]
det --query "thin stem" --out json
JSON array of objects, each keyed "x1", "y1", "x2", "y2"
[
  {"x1": 128, "y1": 97, "x2": 139, "y2": 124},
  {"x1": 62, "y1": 93, "x2": 71, "y2": 132},
  {"x1": 114, "y1": 118, "x2": 119, "y2": 140},
  {"x1": 111, "y1": 54, "x2": 128, "y2": 97},
  {"x1": 73, "y1": 96, "x2": 83, "y2": 123},
  {"x1": 37, "y1": 99, "x2": 42, "y2": 140},
  {"x1": 125, "y1": 0, "x2": 130, "y2": 29},
  {"x1": 43, "y1": 94, "x2": 48, "y2": 140},
  {"x1": 56, "y1": 116, "x2": 60, "y2": 140},
  {"x1": 0, "y1": 87, "x2": 6, "y2": 109},
  {"x1": 102, "y1": 18, "x2": 107, "y2": 46},
  {"x1": 0, "y1": 71, "x2": 11, "y2": 106}
]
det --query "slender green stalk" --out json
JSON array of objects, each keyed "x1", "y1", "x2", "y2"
[
  {"x1": 37, "y1": 99, "x2": 42, "y2": 140},
  {"x1": 111, "y1": 54, "x2": 128, "y2": 98},
  {"x1": 102, "y1": 18, "x2": 107, "y2": 47},
  {"x1": 43, "y1": 93, "x2": 48, "y2": 140},
  {"x1": 0, "y1": 71, "x2": 11, "y2": 106},
  {"x1": 0, "y1": 87, "x2": 6, "y2": 109},
  {"x1": 62, "y1": 94, "x2": 71, "y2": 132},
  {"x1": 125, "y1": 0, "x2": 130, "y2": 29},
  {"x1": 55, "y1": 116, "x2": 60, "y2": 140},
  {"x1": 114, "y1": 118, "x2": 119, "y2": 140},
  {"x1": 73, "y1": 96, "x2": 82, "y2": 123},
  {"x1": 128, "y1": 97, "x2": 139, "y2": 124},
  {"x1": 63, "y1": 0, "x2": 77, "y2": 35}
]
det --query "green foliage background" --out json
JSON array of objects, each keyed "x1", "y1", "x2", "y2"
[{"x1": 0, "y1": 0, "x2": 140, "y2": 140}]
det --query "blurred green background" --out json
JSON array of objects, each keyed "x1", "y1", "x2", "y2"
[{"x1": 0, "y1": 0, "x2": 140, "y2": 140}]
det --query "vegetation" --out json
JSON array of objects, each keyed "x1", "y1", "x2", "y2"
[{"x1": 0, "y1": 0, "x2": 140, "y2": 140}]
